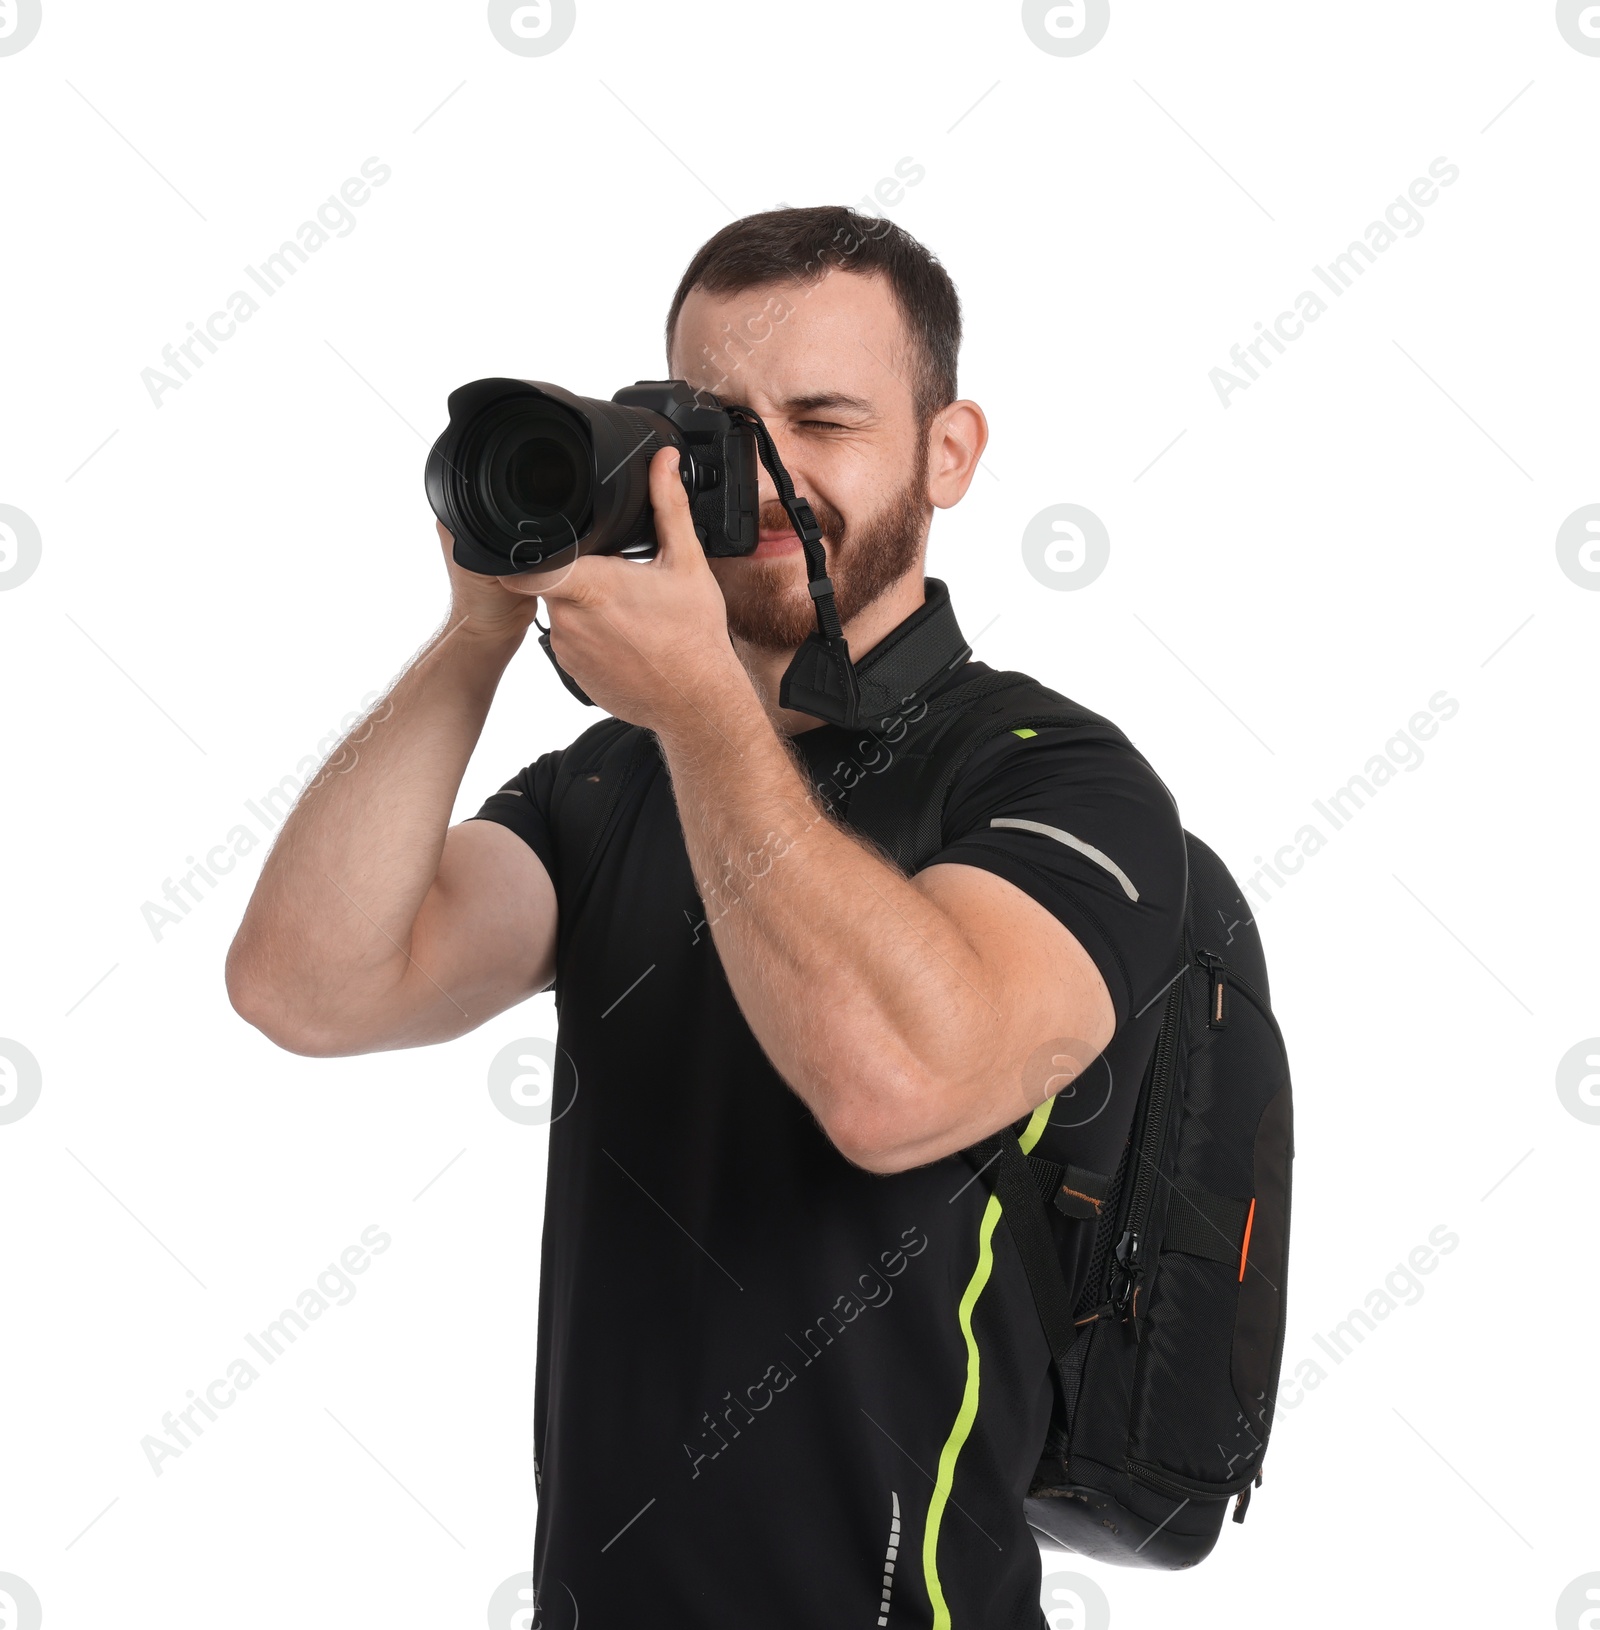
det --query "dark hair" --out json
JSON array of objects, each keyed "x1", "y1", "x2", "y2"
[{"x1": 664, "y1": 205, "x2": 962, "y2": 429}]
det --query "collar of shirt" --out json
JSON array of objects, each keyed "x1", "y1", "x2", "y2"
[{"x1": 780, "y1": 575, "x2": 975, "y2": 729}]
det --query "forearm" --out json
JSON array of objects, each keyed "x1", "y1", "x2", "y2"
[
  {"x1": 656, "y1": 673, "x2": 1001, "y2": 1164},
  {"x1": 227, "y1": 616, "x2": 521, "y2": 1023}
]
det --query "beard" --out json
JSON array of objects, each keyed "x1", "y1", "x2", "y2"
[{"x1": 713, "y1": 436, "x2": 931, "y2": 654}]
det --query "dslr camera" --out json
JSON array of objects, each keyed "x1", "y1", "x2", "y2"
[
  {"x1": 425, "y1": 377, "x2": 766, "y2": 576},
  {"x1": 424, "y1": 375, "x2": 862, "y2": 724}
]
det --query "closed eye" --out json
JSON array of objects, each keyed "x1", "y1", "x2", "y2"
[{"x1": 797, "y1": 419, "x2": 849, "y2": 431}]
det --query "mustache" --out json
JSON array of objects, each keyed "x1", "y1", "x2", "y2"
[{"x1": 759, "y1": 497, "x2": 844, "y2": 543}]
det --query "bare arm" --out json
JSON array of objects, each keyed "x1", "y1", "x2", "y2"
[
  {"x1": 654, "y1": 673, "x2": 1113, "y2": 1173},
  {"x1": 225, "y1": 526, "x2": 557, "y2": 1056}
]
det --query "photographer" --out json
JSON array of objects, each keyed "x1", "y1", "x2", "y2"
[{"x1": 226, "y1": 205, "x2": 1188, "y2": 1629}]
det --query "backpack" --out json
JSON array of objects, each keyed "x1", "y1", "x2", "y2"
[{"x1": 844, "y1": 666, "x2": 1295, "y2": 1570}]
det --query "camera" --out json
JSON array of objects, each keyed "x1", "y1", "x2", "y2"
[
  {"x1": 424, "y1": 374, "x2": 865, "y2": 726},
  {"x1": 424, "y1": 377, "x2": 764, "y2": 576}
]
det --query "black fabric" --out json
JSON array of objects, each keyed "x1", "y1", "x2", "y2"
[
  {"x1": 917, "y1": 721, "x2": 1188, "y2": 1033},
  {"x1": 1026, "y1": 1156, "x2": 1064, "y2": 1204},
  {"x1": 1029, "y1": 834, "x2": 1295, "y2": 1566},
  {"x1": 1232, "y1": 1085, "x2": 1293, "y2": 1435},
  {"x1": 781, "y1": 572, "x2": 972, "y2": 728},
  {"x1": 1056, "y1": 1324, "x2": 1094, "y2": 1438},
  {"x1": 465, "y1": 577, "x2": 1188, "y2": 1626},
  {"x1": 1161, "y1": 1181, "x2": 1250, "y2": 1266}
]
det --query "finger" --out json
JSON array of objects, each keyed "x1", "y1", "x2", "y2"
[
  {"x1": 498, "y1": 557, "x2": 593, "y2": 604},
  {"x1": 648, "y1": 444, "x2": 700, "y2": 569}
]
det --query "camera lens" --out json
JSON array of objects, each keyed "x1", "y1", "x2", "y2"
[
  {"x1": 505, "y1": 435, "x2": 579, "y2": 514},
  {"x1": 459, "y1": 397, "x2": 594, "y2": 565}
]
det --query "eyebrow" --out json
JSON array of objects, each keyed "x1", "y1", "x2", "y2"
[{"x1": 778, "y1": 391, "x2": 877, "y2": 417}]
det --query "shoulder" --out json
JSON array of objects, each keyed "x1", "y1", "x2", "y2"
[
  {"x1": 925, "y1": 668, "x2": 1190, "y2": 1023},
  {"x1": 559, "y1": 714, "x2": 654, "y2": 775},
  {"x1": 938, "y1": 667, "x2": 1184, "y2": 845},
  {"x1": 473, "y1": 714, "x2": 655, "y2": 826},
  {"x1": 471, "y1": 716, "x2": 661, "y2": 895}
]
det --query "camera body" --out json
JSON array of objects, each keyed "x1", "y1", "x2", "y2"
[{"x1": 425, "y1": 377, "x2": 762, "y2": 576}]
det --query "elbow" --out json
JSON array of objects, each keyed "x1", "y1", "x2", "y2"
[
  {"x1": 234, "y1": 1002, "x2": 347, "y2": 1058},
  {"x1": 227, "y1": 984, "x2": 336, "y2": 1057},
  {"x1": 829, "y1": 1067, "x2": 945, "y2": 1176},
  {"x1": 225, "y1": 945, "x2": 344, "y2": 1058}
]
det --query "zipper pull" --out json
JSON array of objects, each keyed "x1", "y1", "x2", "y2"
[
  {"x1": 1110, "y1": 1229, "x2": 1143, "y2": 1331},
  {"x1": 1199, "y1": 950, "x2": 1228, "y2": 1029}
]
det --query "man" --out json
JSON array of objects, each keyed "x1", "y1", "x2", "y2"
[{"x1": 226, "y1": 206, "x2": 1188, "y2": 1629}]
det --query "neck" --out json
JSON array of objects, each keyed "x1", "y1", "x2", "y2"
[{"x1": 734, "y1": 568, "x2": 930, "y2": 737}]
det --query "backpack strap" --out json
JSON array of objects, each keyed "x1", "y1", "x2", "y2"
[{"x1": 963, "y1": 1131, "x2": 1099, "y2": 1424}]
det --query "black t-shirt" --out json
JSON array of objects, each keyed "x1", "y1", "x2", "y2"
[{"x1": 469, "y1": 643, "x2": 1187, "y2": 1629}]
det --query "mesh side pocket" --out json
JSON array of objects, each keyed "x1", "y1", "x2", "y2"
[{"x1": 1075, "y1": 1137, "x2": 1130, "y2": 1318}]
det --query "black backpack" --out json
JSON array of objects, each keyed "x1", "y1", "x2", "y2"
[{"x1": 845, "y1": 666, "x2": 1295, "y2": 1570}]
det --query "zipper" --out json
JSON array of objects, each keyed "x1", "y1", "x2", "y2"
[
  {"x1": 1193, "y1": 948, "x2": 1291, "y2": 1059},
  {"x1": 1106, "y1": 972, "x2": 1184, "y2": 1329},
  {"x1": 1197, "y1": 949, "x2": 1227, "y2": 1028},
  {"x1": 1128, "y1": 1456, "x2": 1259, "y2": 1501},
  {"x1": 1103, "y1": 947, "x2": 1289, "y2": 1327}
]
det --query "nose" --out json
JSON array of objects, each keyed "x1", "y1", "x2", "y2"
[{"x1": 752, "y1": 416, "x2": 805, "y2": 518}]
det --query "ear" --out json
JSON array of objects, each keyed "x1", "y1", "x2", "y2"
[{"x1": 926, "y1": 399, "x2": 989, "y2": 510}]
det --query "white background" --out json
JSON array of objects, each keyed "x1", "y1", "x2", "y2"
[{"x1": 2, "y1": 2, "x2": 1597, "y2": 1626}]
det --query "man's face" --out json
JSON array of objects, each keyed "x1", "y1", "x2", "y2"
[{"x1": 668, "y1": 268, "x2": 932, "y2": 653}]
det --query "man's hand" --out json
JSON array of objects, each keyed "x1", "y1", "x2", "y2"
[
  {"x1": 437, "y1": 521, "x2": 544, "y2": 649},
  {"x1": 496, "y1": 446, "x2": 749, "y2": 731}
]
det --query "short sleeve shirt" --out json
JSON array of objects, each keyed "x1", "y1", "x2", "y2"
[{"x1": 469, "y1": 654, "x2": 1187, "y2": 1630}]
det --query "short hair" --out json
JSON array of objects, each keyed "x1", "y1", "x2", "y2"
[{"x1": 664, "y1": 205, "x2": 962, "y2": 430}]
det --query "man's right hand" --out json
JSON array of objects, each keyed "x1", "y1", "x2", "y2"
[{"x1": 439, "y1": 521, "x2": 548, "y2": 648}]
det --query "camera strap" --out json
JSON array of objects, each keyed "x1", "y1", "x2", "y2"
[{"x1": 724, "y1": 406, "x2": 863, "y2": 728}]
